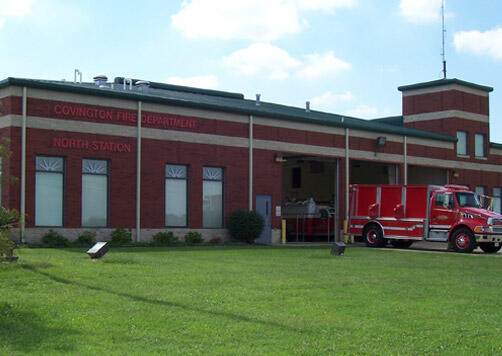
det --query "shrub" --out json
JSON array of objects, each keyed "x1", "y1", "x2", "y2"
[
  {"x1": 0, "y1": 207, "x2": 19, "y2": 231},
  {"x1": 184, "y1": 231, "x2": 203, "y2": 244},
  {"x1": 41, "y1": 230, "x2": 69, "y2": 247},
  {"x1": 111, "y1": 227, "x2": 132, "y2": 245},
  {"x1": 77, "y1": 231, "x2": 96, "y2": 245},
  {"x1": 210, "y1": 237, "x2": 221, "y2": 245},
  {"x1": 0, "y1": 231, "x2": 15, "y2": 260},
  {"x1": 152, "y1": 231, "x2": 179, "y2": 245},
  {"x1": 228, "y1": 210, "x2": 264, "y2": 244}
]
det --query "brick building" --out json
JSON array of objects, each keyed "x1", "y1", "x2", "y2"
[{"x1": 0, "y1": 76, "x2": 500, "y2": 244}]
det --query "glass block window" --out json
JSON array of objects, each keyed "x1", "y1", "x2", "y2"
[
  {"x1": 165, "y1": 164, "x2": 188, "y2": 227},
  {"x1": 203, "y1": 167, "x2": 223, "y2": 228},
  {"x1": 456, "y1": 131, "x2": 468, "y2": 156},
  {"x1": 475, "y1": 134, "x2": 485, "y2": 157},
  {"x1": 82, "y1": 159, "x2": 108, "y2": 227},
  {"x1": 35, "y1": 156, "x2": 64, "y2": 226}
]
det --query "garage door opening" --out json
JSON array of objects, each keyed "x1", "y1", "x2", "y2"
[
  {"x1": 350, "y1": 160, "x2": 398, "y2": 184},
  {"x1": 281, "y1": 156, "x2": 339, "y2": 243}
]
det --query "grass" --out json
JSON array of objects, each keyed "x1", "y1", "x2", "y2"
[{"x1": 1, "y1": 246, "x2": 501, "y2": 355}]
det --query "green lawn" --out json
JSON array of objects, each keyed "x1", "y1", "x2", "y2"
[{"x1": 1, "y1": 246, "x2": 501, "y2": 355}]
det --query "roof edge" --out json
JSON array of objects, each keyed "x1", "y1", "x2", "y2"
[
  {"x1": 0, "y1": 77, "x2": 457, "y2": 143},
  {"x1": 398, "y1": 78, "x2": 493, "y2": 93}
]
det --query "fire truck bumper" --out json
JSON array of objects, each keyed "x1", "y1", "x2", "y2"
[{"x1": 475, "y1": 234, "x2": 502, "y2": 244}]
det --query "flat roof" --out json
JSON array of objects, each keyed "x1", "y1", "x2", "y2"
[
  {"x1": 398, "y1": 78, "x2": 493, "y2": 93},
  {"x1": 0, "y1": 77, "x2": 457, "y2": 143}
]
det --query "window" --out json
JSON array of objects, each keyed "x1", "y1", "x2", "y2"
[
  {"x1": 35, "y1": 156, "x2": 64, "y2": 226},
  {"x1": 82, "y1": 159, "x2": 108, "y2": 227},
  {"x1": 493, "y1": 188, "x2": 501, "y2": 213},
  {"x1": 435, "y1": 193, "x2": 453, "y2": 209},
  {"x1": 203, "y1": 167, "x2": 224, "y2": 228},
  {"x1": 455, "y1": 192, "x2": 481, "y2": 208},
  {"x1": 292, "y1": 167, "x2": 301, "y2": 188},
  {"x1": 165, "y1": 164, "x2": 188, "y2": 227},
  {"x1": 475, "y1": 186, "x2": 486, "y2": 195},
  {"x1": 475, "y1": 186, "x2": 489, "y2": 209},
  {"x1": 456, "y1": 131, "x2": 468, "y2": 156},
  {"x1": 475, "y1": 134, "x2": 486, "y2": 157}
]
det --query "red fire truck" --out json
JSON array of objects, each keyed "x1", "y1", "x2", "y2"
[{"x1": 348, "y1": 184, "x2": 502, "y2": 253}]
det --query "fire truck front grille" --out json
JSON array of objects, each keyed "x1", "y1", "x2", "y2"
[
  {"x1": 491, "y1": 219, "x2": 502, "y2": 225},
  {"x1": 492, "y1": 227, "x2": 502, "y2": 233}
]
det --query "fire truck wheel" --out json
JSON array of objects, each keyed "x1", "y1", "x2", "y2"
[
  {"x1": 451, "y1": 228, "x2": 476, "y2": 253},
  {"x1": 478, "y1": 242, "x2": 501, "y2": 254},
  {"x1": 363, "y1": 225, "x2": 385, "y2": 248},
  {"x1": 390, "y1": 240, "x2": 414, "y2": 249}
]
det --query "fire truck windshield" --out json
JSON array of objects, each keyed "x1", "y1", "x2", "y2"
[{"x1": 455, "y1": 192, "x2": 481, "y2": 208}]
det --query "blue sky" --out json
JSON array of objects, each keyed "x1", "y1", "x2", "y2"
[{"x1": 1, "y1": 0, "x2": 501, "y2": 141}]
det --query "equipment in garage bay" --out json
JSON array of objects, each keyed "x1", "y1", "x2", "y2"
[{"x1": 283, "y1": 198, "x2": 336, "y2": 242}]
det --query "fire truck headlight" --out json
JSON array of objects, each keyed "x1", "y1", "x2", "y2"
[
  {"x1": 474, "y1": 226, "x2": 492, "y2": 233},
  {"x1": 487, "y1": 217, "x2": 494, "y2": 225}
]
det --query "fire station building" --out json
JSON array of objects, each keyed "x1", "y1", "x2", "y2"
[{"x1": 0, "y1": 76, "x2": 500, "y2": 244}]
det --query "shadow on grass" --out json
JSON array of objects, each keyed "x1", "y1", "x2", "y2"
[
  {"x1": 21, "y1": 264, "x2": 304, "y2": 334},
  {"x1": 0, "y1": 302, "x2": 78, "y2": 353}
]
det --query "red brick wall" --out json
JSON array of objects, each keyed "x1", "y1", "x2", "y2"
[{"x1": 403, "y1": 90, "x2": 489, "y2": 116}]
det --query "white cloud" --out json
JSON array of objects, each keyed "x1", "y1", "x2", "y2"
[
  {"x1": 454, "y1": 28, "x2": 502, "y2": 61},
  {"x1": 345, "y1": 104, "x2": 380, "y2": 118},
  {"x1": 171, "y1": 0, "x2": 302, "y2": 41},
  {"x1": 171, "y1": 0, "x2": 356, "y2": 41},
  {"x1": 167, "y1": 75, "x2": 219, "y2": 89},
  {"x1": 310, "y1": 91, "x2": 354, "y2": 110},
  {"x1": 223, "y1": 45, "x2": 351, "y2": 80},
  {"x1": 296, "y1": 51, "x2": 351, "y2": 79},
  {"x1": 296, "y1": 0, "x2": 356, "y2": 11},
  {"x1": 399, "y1": 0, "x2": 442, "y2": 23},
  {"x1": 0, "y1": 0, "x2": 34, "y2": 26},
  {"x1": 0, "y1": 0, "x2": 34, "y2": 16},
  {"x1": 223, "y1": 43, "x2": 301, "y2": 80}
]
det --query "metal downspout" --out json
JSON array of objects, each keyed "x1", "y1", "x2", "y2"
[
  {"x1": 249, "y1": 115, "x2": 253, "y2": 211},
  {"x1": 136, "y1": 101, "x2": 142, "y2": 242},
  {"x1": 404, "y1": 136, "x2": 408, "y2": 185},
  {"x1": 20, "y1": 87, "x2": 27, "y2": 243},
  {"x1": 345, "y1": 128, "x2": 349, "y2": 226}
]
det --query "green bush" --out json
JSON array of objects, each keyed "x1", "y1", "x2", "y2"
[
  {"x1": 0, "y1": 207, "x2": 19, "y2": 231},
  {"x1": 111, "y1": 227, "x2": 132, "y2": 245},
  {"x1": 228, "y1": 210, "x2": 264, "y2": 244},
  {"x1": 210, "y1": 237, "x2": 222, "y2": 245},
  {"x1": 152, "y1": 231, "x2": 178, "y2": 245},
  {"x1": 184, "y1": 231, "x2": 203, "y2": 244},
  {"x1": 41, "y1": 230, "x2": 69, "y2": 247},
  {"x1": 0, "y1": 231, "x2": 15, "y2": 260},
  {"x1": 77, "y1": 231, "x2": 96, "y2": 245}
]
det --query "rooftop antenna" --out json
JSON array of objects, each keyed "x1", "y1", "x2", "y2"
[{"x1": 441, "y1": 0, "x2": 447, "y2": 79}]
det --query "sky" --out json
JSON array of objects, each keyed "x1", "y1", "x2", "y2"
[{"x1": 0, "y1": 0, "x2": 501, "y2": 141}]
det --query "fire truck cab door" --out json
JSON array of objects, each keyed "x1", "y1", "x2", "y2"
[{"x1": 428, "y1": 192, "x2": 455, "y2": 241}]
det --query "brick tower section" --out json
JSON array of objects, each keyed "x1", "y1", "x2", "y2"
[{"x1": 399, "y1": 79, "x2": 493, "y2": 156}]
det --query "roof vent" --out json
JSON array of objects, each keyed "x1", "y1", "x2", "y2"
[
  {"x1": 93, "y1": 75, "x2": 108, "y2": 86},
  {"x1": 74, "y1": 69, "x2": 82, "y2": 84},
  {"x1": 135, "y1": 80, "x2": 150, "y2": 93},
  {"x1": 256, "y1": 94, "x2": 261, "y2": 106},
  {"x1": 306, "y1": 101, "x2": 310, "y2": 112}
]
